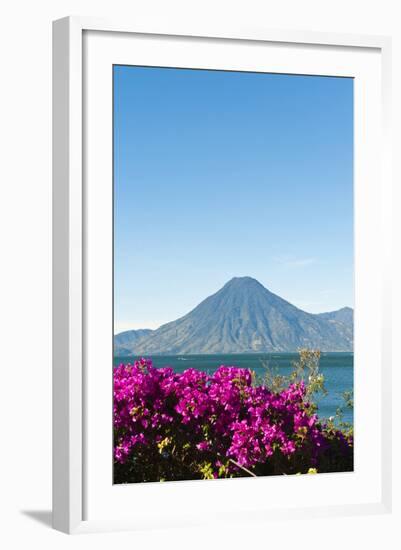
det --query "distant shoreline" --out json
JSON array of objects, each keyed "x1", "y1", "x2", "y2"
[{"x1": 114, "y1": 351, "x2": 354, "y2": 358}]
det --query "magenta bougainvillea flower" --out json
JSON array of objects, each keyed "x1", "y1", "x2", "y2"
[{"x1": 113, "y1": 359, "x2": 353, "y2": 483}]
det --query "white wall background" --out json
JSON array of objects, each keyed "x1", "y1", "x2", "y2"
[{"x1": 0, "y1": 1, "x2": 399, "y2": 548}]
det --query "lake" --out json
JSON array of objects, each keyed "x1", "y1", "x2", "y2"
[{"x1": 113, "y1": 352, "x2": 354, "y2": 424}]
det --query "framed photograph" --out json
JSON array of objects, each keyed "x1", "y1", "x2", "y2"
[{"x1": 52, "y1": 17, "x2": 392, "y2": 534}]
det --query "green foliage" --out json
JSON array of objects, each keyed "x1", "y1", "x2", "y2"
[
  {"x1": 325, "y1": 389, "x2": 354, "y2": 437},
  {"x1": 259, "y1": 349, "x2": 328, "y2": 411},
  {"x1": 260, "y1": 349, "x2": 353, "y2": 433}
]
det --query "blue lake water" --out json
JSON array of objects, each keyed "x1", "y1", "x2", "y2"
[{"x1": 113, "y1": 352, "x2": 354, "y2": 424}]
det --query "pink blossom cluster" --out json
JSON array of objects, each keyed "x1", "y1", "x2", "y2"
[{"x1": 114, "y1": 359, "x2": 353, "y2": 482}]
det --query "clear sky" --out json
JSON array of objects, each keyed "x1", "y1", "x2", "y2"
[{"x1": 114, "y1": 65, "x2": 353, "y2": 333}]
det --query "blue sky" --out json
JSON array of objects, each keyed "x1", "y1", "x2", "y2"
[{"x1": 114, "y1": 66, "x2": 353, "y2": 333}]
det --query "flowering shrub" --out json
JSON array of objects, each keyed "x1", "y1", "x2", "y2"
[{"x1": 114, "y1": 359, "x2": 353, "y2": 483}]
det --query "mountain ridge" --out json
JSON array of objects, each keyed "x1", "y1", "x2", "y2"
[{"x1": 114, "y1": 277, "x2": 353, "y2": 355}]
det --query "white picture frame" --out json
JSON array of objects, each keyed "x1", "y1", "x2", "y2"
[{"x1": 52, "y1": 16, "x2": 392, "y2": 534}]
